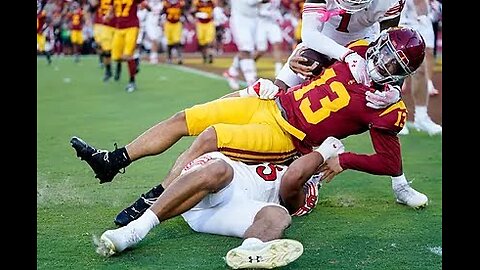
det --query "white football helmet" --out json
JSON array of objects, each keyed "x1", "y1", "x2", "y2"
[{"x1": 334, "y1": 0, "x2": 373, "y2": 13}]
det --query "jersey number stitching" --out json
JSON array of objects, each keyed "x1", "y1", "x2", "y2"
[{"x1": 293, "y1": 68, "x2": 351, "y2": 124}]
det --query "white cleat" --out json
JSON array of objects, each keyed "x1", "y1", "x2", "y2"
[
  {"x1": 413, "y1": 116, "x2": 442, "y2": 136},
  {"x1": 223, "y1": 71, "x2": 240, "y2": 91},
  {"x1": 225, "y1": 238, "x2": 303, "y2": 269},
  {"x1": 393, "y1": 183, "x2": 428, "y2": 209},
  {"x1": 94, "y1": 226, "x2": 142, "y2": 257},
  {"x1": 397, "y1": 125, "x2": 409, "y2": 135}
]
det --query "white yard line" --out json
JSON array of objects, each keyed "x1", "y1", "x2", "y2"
[{"x1": 167, "y1": 64, "x2": 247, "y2": 85}]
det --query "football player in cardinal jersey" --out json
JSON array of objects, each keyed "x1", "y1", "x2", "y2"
[
  {"x1": 66, "y1": 1, "x2": 85, "y2": 63},
  {"x1": 161, "y1": 0, "x2": 187, "y2": 64},
  {"x1": 191, "y1": 0, "x2": 216, "y2": 64},
  {"x1": 275, "y1": 0, "x2": 430, "y2": 211},
  {"x1": 111, "y1": 0, "x2": 150, "y2": 92},
  {"x1": 70, "y1": 27, "x2": 429, "y2": 229}
]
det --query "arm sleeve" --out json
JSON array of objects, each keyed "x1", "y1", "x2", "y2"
[
  {"x1": 338, "y1": 127, "x2": 403, "y2": 176},
  {"x1": 301, "y1": 3, "x2": 351, "y2": 60}
]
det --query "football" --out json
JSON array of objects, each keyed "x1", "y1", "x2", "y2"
[{"x1": 299, "y1": 48, "x2": 335, "y2": 76}]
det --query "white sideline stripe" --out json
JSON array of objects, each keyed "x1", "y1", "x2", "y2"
[
  {"x1": 166, "y1": 64, "x2": 247, "y2": 85},
  {"x1": 167, "y1": 64, "x2": 224, "y2": 80}
]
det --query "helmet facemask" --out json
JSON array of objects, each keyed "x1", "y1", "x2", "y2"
[{"x1": 366, "y1": 33, "x2": 413, "y2": 85}]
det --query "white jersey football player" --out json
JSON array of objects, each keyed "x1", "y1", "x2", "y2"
[
  {"x1": 144, "y1": 0, "x2": 164, "y2": 64},
  {"x1": 255, "y1": 0, "x2": 285, "y2": 76},
  {"x1": 223, "y1": 0, "x2": 266, "y2": 90},
  {"x1": 276, "y1": 0, "x2": 405, "y2": 88},
  {"x1": 93, "y1": 137, "x2": 345, "y2": 268},
  {"x1": 397, "y1": 0, "x2": 442, "y2": 136}
]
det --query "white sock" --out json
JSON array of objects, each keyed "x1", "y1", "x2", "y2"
[
  {"x1": 128, "y1": 209, "x2": 160, "y2": 239},
  {"x1": 414, "y1": 106, "x2": 428, "y2": 120},
  {"x1": 228, "y1": 56, "x2": 240, "y2": 77},
  {"x1": 427, "y1": 79, "x2": 434, "y2": 91},
  {"x1": 239, "y1": 58, "x2": 257, "y2": 86},
  {"x1": 391, "y1": 174, "x2": 408, "y2": 189},
  {"x1": 275, "y1": 62, "x2": 283, "y2": 77},
  {"x1": 150, "y1": 52, "x2": 158, "y2": 60}
]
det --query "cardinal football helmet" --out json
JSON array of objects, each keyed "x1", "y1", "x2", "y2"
[
  {"x1": 334, "y1": 0, "x2": 373, "y2": 13},
  {"x1": 366, "y1": 26, "x2": 426, "y2": 84}
]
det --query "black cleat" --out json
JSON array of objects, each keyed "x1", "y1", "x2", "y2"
[
  {"x1": 103, "y1": 72, "x2": 112, "y2": 82},
  {"x1": 114, "y1": 195, "x2": 157, "y2": 226},
  {"x1": 114, "y1": 185, "x2": 164, "y2": 226},
  {"x1": 70, "y1": 136, "x2": 123, "y2": 183},
  {"x1": 114, "y1": 72, "x2": 120, "y2": 81}
]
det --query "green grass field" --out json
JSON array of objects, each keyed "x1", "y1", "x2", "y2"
[{"x1": 37, "y1": 56, "x2": 442, "y2": 270}]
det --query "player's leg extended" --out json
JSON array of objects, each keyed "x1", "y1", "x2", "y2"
[
  {"x1": 70, "y1": 97, "x2": 261, "y2": 183},
  {"x1": 113, "y1": 98, "x2": 297, "y2": 225},
  {"x1": 95, "y1": 155, "x2": 235, "y2": 256},
  {"x1": 113, "y1": 126, "x2": 220, "y2": 226}
]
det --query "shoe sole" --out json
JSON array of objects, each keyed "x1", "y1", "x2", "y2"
[
  {"x1": 225, "y1": 239, "x2": 303, "y2": 269},
  {"x1": 94, "y1": 234, "x2": 117, "y2": 257},
  {"x1": 396, "y1": 199, "x2": 428, "y2": 209}
]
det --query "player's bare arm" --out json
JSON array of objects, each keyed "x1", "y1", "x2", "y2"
[{"x1": 280, "y1": 137, "x2": 344, "y2": 214}]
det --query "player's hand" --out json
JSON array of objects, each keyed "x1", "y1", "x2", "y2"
[
  {"x1": 318, "y1": 156, "x2": 343, "y2": 183},
  {"x1": 288, "y1": 45, "x2": 318, "y2": 80},
  {"x1": 343, "y1": 51, "x2": 370, "y2": 86},
  {"x1": 239, "y1": 78, "x2": 279, "y2": 99},
  {"x1": 365, "y1": 84, "x2": 401, "y2": 109}
]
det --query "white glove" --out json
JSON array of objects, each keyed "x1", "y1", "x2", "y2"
[
  {"x1": 343, "y1": 51, "x2": 370, "y2": 86},
  {"x1": 365, "y1": 84, "x2": 401, "y2": 109},
  {"x1": 313, "y1": 136, "x2": 345, "y2": 161},
  {"x1": 239, "y1": 78, "x2": 279, "y2": 99}
]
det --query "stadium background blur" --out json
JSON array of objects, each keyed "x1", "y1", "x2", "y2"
[{"x1": 37, "y1": 0, "x2": 442, "y2": 64}]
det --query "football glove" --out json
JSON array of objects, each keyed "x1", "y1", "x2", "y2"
[
  {"x1": 343, "y1": 51, "x2": 370, "y2": 86},
  {"x1": 239, "y1": 78, "x2": 279, "y2": 99},
  {"x1": 365, "y1": 84, "x2": 401, "y2": 109},
  {"x1": 313, "y1": 136, "x2": 345, "y2": 161}
]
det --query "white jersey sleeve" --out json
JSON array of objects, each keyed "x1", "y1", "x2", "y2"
[{"x1": 301, "y1": 2, "x2": 351, "y2": 60}]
